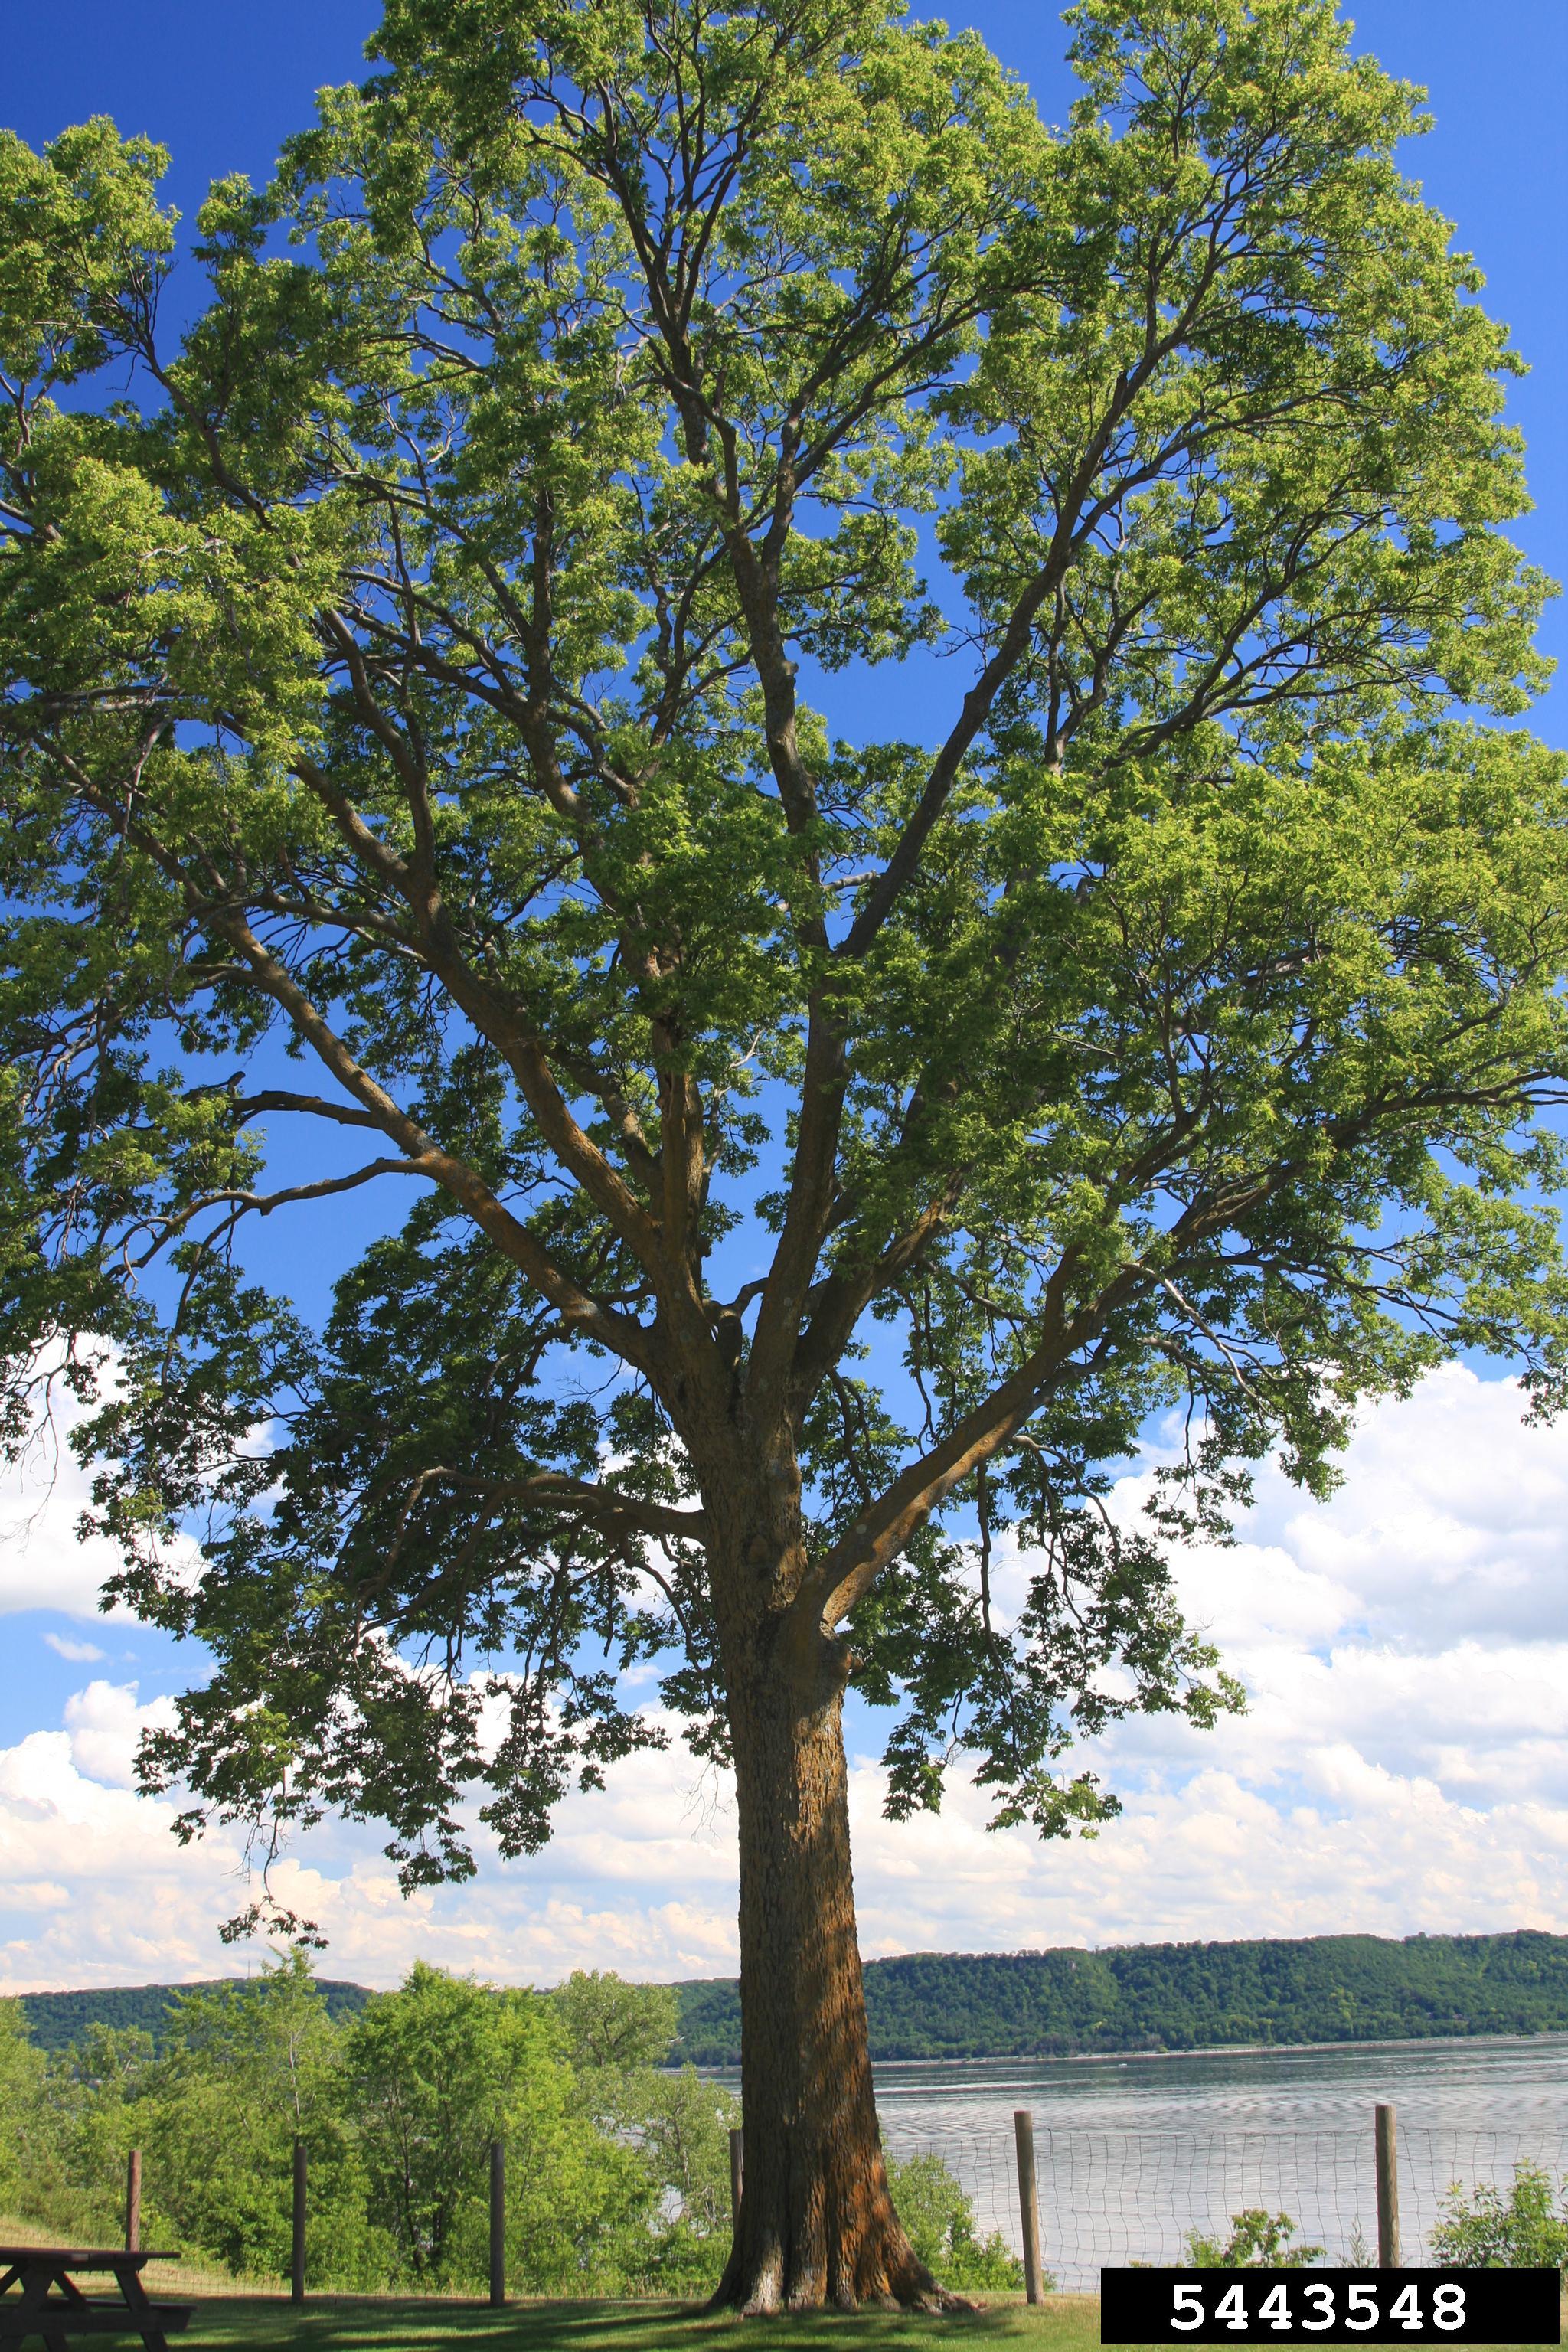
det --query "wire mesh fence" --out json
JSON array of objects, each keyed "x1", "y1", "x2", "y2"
[
  {"x1": 16, "y1": 2114, "x2": 1565, "y2": 2301},
  {"x1": 877, "y1": 2118, "x2": 1568, "y2": 2292}
]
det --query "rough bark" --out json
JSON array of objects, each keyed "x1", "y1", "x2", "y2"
[{"x1": 707, "y1": 1550, "x2": 963, "y2": 2314}]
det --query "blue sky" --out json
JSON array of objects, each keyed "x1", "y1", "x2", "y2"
[{"x1": 2, "y1": 1, "x2": 1566, "y2": 1990}]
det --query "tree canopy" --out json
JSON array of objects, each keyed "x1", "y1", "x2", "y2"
[{"x1": 2, "y1": 0, "x2": 1565, "y2": 2307}]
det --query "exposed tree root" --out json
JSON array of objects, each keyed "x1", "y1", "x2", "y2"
[{"x1": 709, "y1": 2221, "x2": 978, "y2": 2315}]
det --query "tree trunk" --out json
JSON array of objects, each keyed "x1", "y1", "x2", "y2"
[{"x1": 709, "y1": 1615, "x2": 960, "y2": 2314}]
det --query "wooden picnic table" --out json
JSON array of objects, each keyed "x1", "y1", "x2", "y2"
[{"x1": 0, "y1": 2249, "x2": 191, "y2": 2350}]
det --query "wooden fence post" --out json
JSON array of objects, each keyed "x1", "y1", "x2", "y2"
[
  {"x1": 729, "y1": 2128, "x2": 744, "y2": 2224},
  {"x1": 124, "y1": 2149, "x2": 141, "y2": 2255},
  {"x1": 291, "y1": 2138, "x2": 307, "y2": 2305},
  {"x1": 1375, "y1": 2104, "x2": 1400, "y2": 2269},
  {"x1": 489, "y1": 2139, "x2": 506, "y2": 2308},
  {"x1": 1014, "y1": 2108, "x2": 1044, "y2": 2306}
]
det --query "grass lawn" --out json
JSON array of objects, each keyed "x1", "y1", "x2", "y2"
[
  {"x1": 168, "y1": 2292, "x2": 1563, "y2": 2352},
  {"x1": 178, "y1": 2293, "x2": 1097, "y2": 2350}
]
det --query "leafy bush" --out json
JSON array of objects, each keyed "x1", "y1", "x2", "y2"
[
  {"x1": 1430, "y1": 2165, "x2": 1568, "y2": 2272},
  {"x1": 0, "y1": 1998, "x2": 57, "y2": 2225},
  {"x1": 550, "y1": 1971, "x2": 739, "y2": 2293},
  {"x1": 551, "y1": 1972, "x2": 678, "y2": 2073},
  {"x1": 1, "y1": 1952, "x2": 739, "y2": 2295},
  {"x1": 885, "y1": 2151, "x2": 1033, "y2": 2291},
  {"x1": 348, "y1": 1961, "x2": 656, "y2": 2292},
  {"x1": 1185, "y1": 2210, "x2": 1324, "y2": 2268},
  {"x1": 152, "y1": 1955, "x2": 388, "y2": 2287}
]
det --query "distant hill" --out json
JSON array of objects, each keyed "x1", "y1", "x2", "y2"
[
  {"x1": 19, "y1": 1978, "x2": 373, "y2": 2054},
  {"x1": 671, "y1": 1931, "x2": 1568, "y2": 2065},
  {"x1": 18, "y1": 1931, "x2": 1568, "y2": 2066}
]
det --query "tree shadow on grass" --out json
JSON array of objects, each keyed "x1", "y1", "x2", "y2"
[{"x1": 182, "y1": 2291, "x2": 1086, "y2": 2350}]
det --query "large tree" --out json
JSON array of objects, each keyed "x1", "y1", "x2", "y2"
[{"x1": 3, "y1": 0, "x2": 1566, "y2": 2312}]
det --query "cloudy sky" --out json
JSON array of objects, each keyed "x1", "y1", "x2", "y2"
[
  {"x1": 5, "y1": 1362, "x2": 1566, "y2": 1993},
  {"x1": 2, "y1": 0, "x2": 1565, "y2": 1995}
]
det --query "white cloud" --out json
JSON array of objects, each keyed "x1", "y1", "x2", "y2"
[
  {"x1": 2, "y1": 1364, "x2": 1567, "y2": 1991},
  {"x1": 0, "y1": 1346, "x2": 204, "y2": 1622},
  {"x1": 43, "y1": 1633, "x2": 106, "y2": 1664},
  {"x1": 1143, "y1": 1361, "x2": 1568, "y2": 1655},
  {"x1": 0, "y1": 1439, "x2": 131, "y2": 1621},
  {"x1": 0, "y1": 1730, "x2": 253, "y2": 1989},
  {"x1": 62, "y1": 1681, "x2": 178, "y2": 1792},
  {"x1": 843, "y1": 1756, "x2": 1568, "y2": 1960},
  {"x1": 1, "y1": 1348, "x2": 132, "y2": 1621},
  {"x1": 0, "y1": 1719, "x2": 743, "y2": 1993}
]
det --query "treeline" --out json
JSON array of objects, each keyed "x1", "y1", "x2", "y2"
[
  {"x1": 26, "y1": 1931, "x2": 1568, "y2": 2073},
  {"x1": 20, "y1": 1979, "x2": 371, "y2": 2055},
  {"x1": 1, "y1": 1955, "x2": 1017, "y2": 2297},
  {"x1": 673, "y1": 1932, "x2": 1568, "y2": 2063}
]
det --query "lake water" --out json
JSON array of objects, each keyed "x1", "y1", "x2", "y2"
[
  {"x1": 867, "y1": 2037, "x2": 1568, "y2": 2287},
  {"x1": 873, "y1": 2032, "x2": 1568, "y2": 2139}
]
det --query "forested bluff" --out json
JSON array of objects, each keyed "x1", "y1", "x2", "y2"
[{"x1": 22, "y1": 1932, "x2": 1568, "y2": 2064}]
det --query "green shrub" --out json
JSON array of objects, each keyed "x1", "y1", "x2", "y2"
[
  {"x1": 2, "y1": 1952, "x2": 709, "y2": 2295},
  {"x1": 1430, "y1": 2164, "x2": 1568, "y2": 2272},
  {"x1": 886, "y1": 2151, "x2": 1034, "y2": 2292},
  {"x1": 348, "y1": 1961, "x2": 654, "y2": 2292},
  {"x1": 1185, "y1": 2210, "x2": 1324, "y2": 2268},
  {"x1": 150, "y1": 1955, "x2": 390, "y2": 2287},
  {"x1": 0, "y1": 1998, "x2": 57, "y2": 2226},
  {"x1": 550, "y1": 1978, "x2": 739, "y2": 2295}
]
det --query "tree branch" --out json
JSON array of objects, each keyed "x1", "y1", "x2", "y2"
[{"x1": 407, "y1": 1466, "x2": 708, "y2": 1547}]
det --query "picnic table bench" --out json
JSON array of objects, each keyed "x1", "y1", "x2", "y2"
[{"x1": 0, "y1": 2249, "x2": 191, "y2": 2350}]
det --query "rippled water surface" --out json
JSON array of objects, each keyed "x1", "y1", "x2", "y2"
[{"x1": 870, "y1": 2031, "x2": 1568, "y2": 2139}]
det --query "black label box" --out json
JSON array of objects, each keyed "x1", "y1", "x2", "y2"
[{"x1": 1099, "y1": 2267, "x2": 1563, "y2": 2345}]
